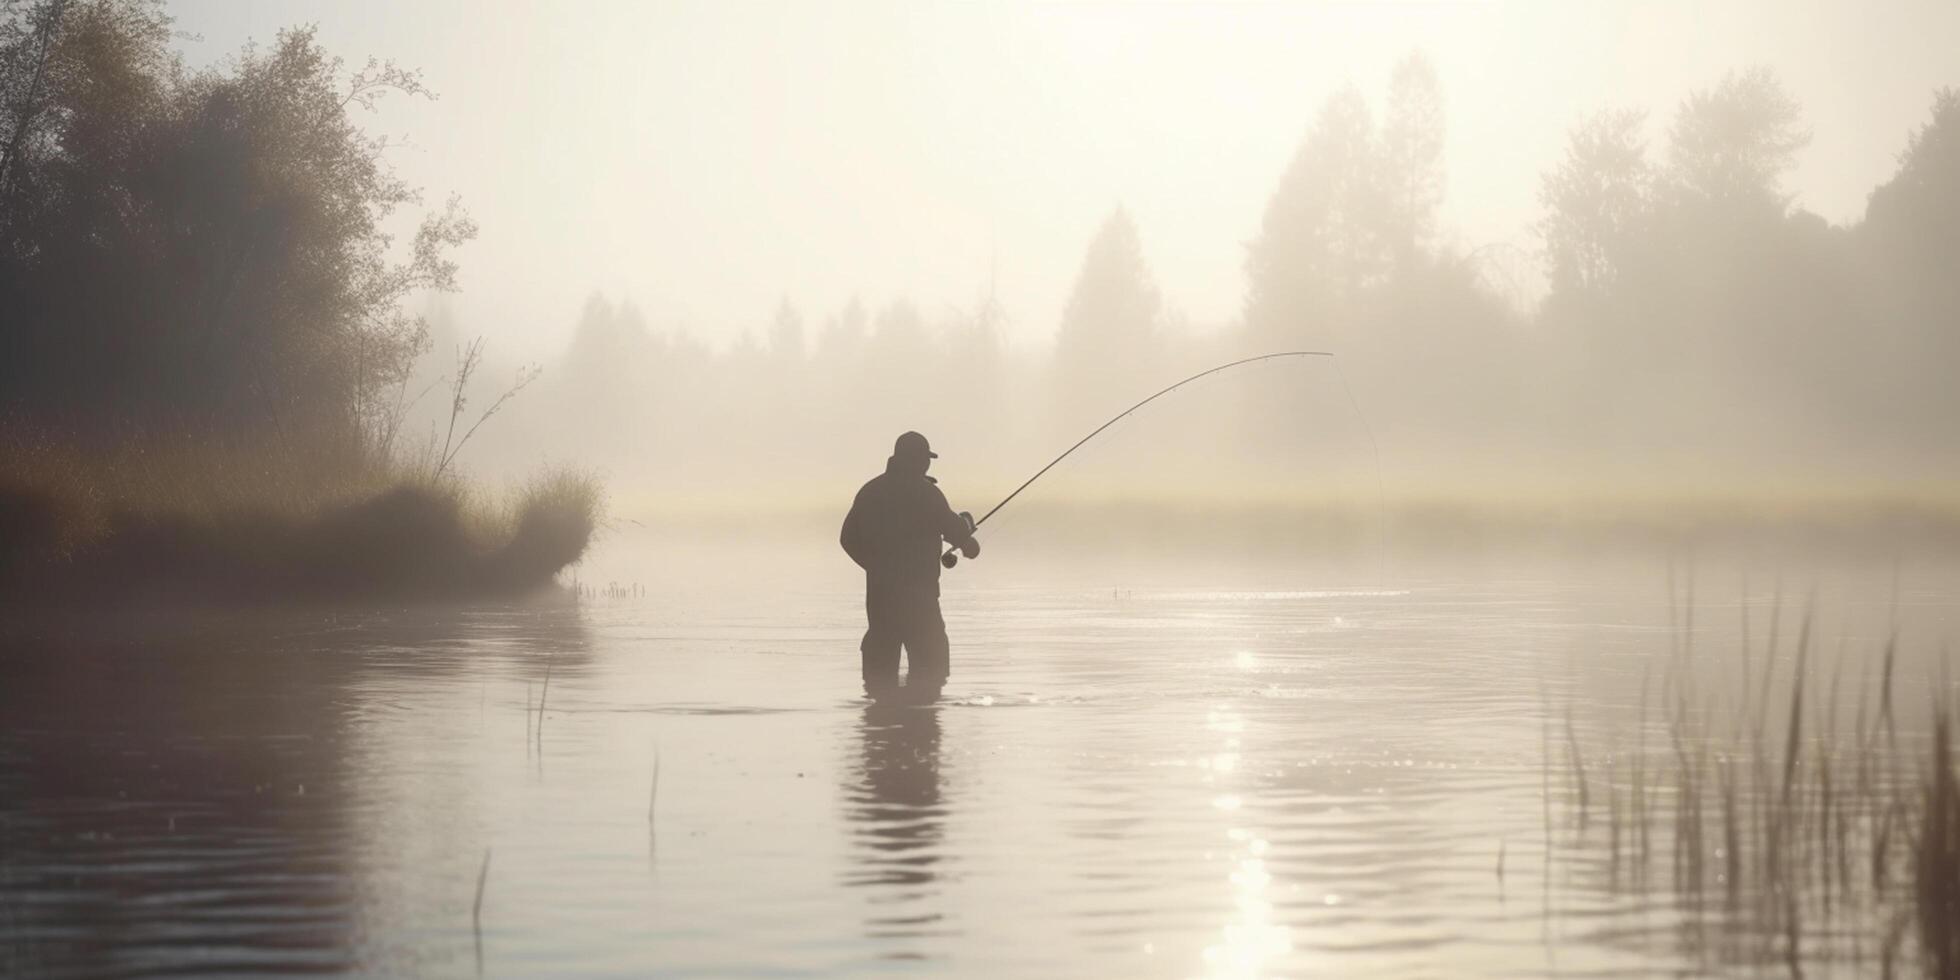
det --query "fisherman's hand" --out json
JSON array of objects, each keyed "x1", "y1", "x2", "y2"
[{"x1": 960, "y1": 538, "x2": 981, "y2": 560}]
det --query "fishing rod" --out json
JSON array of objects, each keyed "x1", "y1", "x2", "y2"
[{"x1": 941, "y1": 350, "x2": 1335, "y2": 569}]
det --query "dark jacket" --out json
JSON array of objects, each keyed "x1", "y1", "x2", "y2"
[{"x1": 841, "y1": 458, "x2": 976, "y2": 590}]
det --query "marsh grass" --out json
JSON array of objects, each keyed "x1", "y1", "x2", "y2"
[
  {"x1": 0, "y1": 425, "x2": 603, "y2": 602},
  {"x1": 1551, "y1": 580, "x2": 1960, "y2": 978}
]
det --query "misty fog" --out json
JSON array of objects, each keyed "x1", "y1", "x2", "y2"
[{"x1": 8, "y1": 3, "x2": 1960, "y2": 978}]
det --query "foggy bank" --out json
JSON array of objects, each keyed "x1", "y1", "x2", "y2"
[{"x1": 0, "y1": 472, "x2": 601, "y2": 607}]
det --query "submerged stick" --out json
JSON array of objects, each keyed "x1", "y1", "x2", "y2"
[
  {"x1": 536, "y1": 653, "x2": 555, "y2": 743},
  {"x1": 473, "y1": 846, "x2": 492, "y2": 974},
  {"x1": 473, "y1": 847, "x2": 492, "y2": 922}
]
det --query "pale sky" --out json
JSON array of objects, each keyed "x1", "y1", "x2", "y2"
[{"x1": 170, "y1": 0, "x2": 1959, "y2": 356}]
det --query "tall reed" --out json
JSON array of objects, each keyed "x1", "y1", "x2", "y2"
[{"x1": 1551, "y1": 584, "x2": 1956, "y2": 978}]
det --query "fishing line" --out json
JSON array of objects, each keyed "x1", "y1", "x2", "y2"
[{"x1": 942, "y1": 350, "x2": 1388, "y2": 574}]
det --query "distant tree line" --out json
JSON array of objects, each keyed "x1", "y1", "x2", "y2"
[
  {"x1": 0, "y1": 0, "x2": 473, "y2": 463},
  {"x1": 505, "y1": 56, "x2": 1959, "y2": 494},
  {"x1": 1535, "y1": 71, "x2": 1960, "y2": 469}
]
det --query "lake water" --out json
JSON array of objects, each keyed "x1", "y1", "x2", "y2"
[{"x1": 3, "y1": 540, "x2": 1956, "y2": 978}]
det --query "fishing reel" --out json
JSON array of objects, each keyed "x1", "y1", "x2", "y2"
[{"x1": 940, "y1": 512, "x2": 977, "y2": 569}]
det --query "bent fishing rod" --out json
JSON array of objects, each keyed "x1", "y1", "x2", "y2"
[{"x1": 941, "y1": 350, "x2": 1334, "y2": 569}]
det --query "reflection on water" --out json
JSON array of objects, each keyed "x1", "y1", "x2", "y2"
[
  {"x1": 0, "y1": 561, "x2": 1955, "y2": 977},
  {"x1": 1202, "y1": 704, "x2": 1293, "y2": 980},
  {"x1": 0, "y1": 605, "x2": 588, "y2": 978},
  {"x1": 845, "y1": 705, "x2": 948, "y2": 959}
]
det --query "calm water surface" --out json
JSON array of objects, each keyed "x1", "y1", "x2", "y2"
[{"x1": 3, "y1": 548, "x2": 1956, "y2": 977}]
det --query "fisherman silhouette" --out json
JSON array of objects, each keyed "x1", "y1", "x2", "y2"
[{"x1": 840, "y1": 432, "x2": 980, "y2": 703}]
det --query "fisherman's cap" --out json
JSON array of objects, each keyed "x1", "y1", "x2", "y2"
[{"x1": 894, "y1": 431, "x2": 937, "y2": 459}]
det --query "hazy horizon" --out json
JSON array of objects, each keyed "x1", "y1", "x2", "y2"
[{"x1": 166, "y1": 0, "x2": 1960, "y2": 358}]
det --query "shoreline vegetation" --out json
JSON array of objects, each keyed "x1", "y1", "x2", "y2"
[
  {"x1": 0, "y1": 431, "x2": 603, "y2": 604},
  {"x1": 1550, "y1": 588, "x2": 1959, "y2": 976}
]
